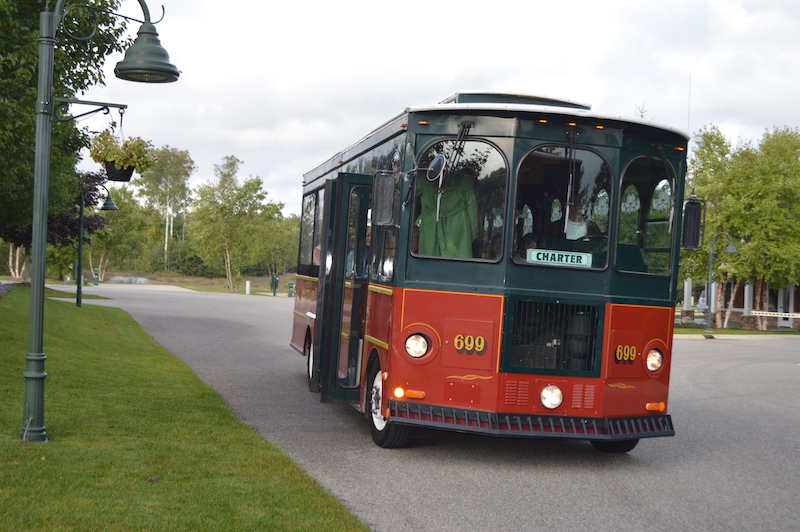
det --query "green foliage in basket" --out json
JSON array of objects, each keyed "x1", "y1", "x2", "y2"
[{"x1": 89, "y1": 129, "x2": 157, "y2": 172}]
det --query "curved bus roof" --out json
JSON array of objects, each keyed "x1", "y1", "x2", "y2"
[
  {"x1": 303, "y1": 92, "x2": 688, "y2": 185},
  {"x1": 437, "y1": 91, "x2": 592, "y2": 109},
  {"x1": 410, "y1": 91, "x2": 689, "y2": 139}
]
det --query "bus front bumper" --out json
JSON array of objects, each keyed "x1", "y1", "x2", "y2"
[{"x1": 388, "y1": 400, "x2": 674, "y2": 440}]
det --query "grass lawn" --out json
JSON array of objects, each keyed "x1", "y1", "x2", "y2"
[{"x1": 0, "y1": 284, "x2": 366, "y2": 531}]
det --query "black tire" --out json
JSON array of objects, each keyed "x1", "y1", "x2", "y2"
[
  {"x1": 367, "y1": 361, "x2": 412, "y2": 448},
  {"x1": 590, "y1": 438, "x2": 639, "y2": 453},
  {"x1": 305, "y1": 331, "x2": 319, "y2": 392}
]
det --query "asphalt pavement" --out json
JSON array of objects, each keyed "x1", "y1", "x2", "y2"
[{"x1": 54, "y1": 283, "x2": 800, "y2": 532}]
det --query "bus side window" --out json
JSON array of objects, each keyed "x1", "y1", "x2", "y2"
[
  {"x1": 373, "y1": 229, "x2": 397, "y2": 282},
  {"x1": 299, "y1": 189, "x2": 323, "y2": 275}
]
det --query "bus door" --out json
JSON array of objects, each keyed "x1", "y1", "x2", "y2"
[{"x1": 313, "y1": 173, "x2": 372, "y2": 403}]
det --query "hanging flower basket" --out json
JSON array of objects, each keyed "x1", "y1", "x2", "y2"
[
  {"x1": 89, "y1": 129, "x2": 157, "y2": 179},
  {"x1": 103, "y1": 161, "x2": 135, "y2": 182}
]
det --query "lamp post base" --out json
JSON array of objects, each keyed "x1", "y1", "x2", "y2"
[{"x1": 22, "y1": 351, "x2": 48, "y2": 442}]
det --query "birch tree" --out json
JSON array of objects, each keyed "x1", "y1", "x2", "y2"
[
  {"x1": 136, "y1": 146, "x2": 196, "y2": 270},
  {"x1": 190, "y1": 155, "x2": 282, "y2": 291}
]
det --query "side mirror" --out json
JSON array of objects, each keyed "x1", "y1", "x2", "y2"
[
  {"x1": 681, "y1": 193, "x2": 705, "y2": 251},
  {"x1": 426, "y1": 155, "x2": 446, "y2": 182},
  {"x1": 372, "y1": 171, "x2": 398, "y2": 226}
]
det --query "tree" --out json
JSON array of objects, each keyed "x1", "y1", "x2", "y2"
[
  {"x1": 268, "y1": 215, "x2": 300, "y2": 274},
  {"x1": 249, "y1": 214, "x2": 300, "y2": 276},
  {"x1": 136, "y1": 145, "x2": 196, "y2": 270},
  {"x1": 0, "y1": 0, "x2": 128, "y2": 250},
  {"x1": 190, "y1": 156, "x2": 283, "y2": 291},
  {"x1": 89, "y1": 185, "x2": 149, "y2": 280},
  {"x1": 688, "y1": 125, "x2": 800, "y2": 329}
]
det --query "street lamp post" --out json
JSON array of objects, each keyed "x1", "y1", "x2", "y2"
[
  {"x1": 704, "y1": 232, "x2": 739, "y2": 333},
  {"x1": 22, "y1": 0, "x2": 178, "y2": 442},
  {"x1": 76, "y1": 185, "x2": 118, "y2": 308}
]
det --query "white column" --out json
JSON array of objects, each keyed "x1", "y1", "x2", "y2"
[
  {"x1": 683, "y1": 278, "x2": 693, "y2": 312},
  {"x1": 743, "y1": 284, "x2": 753, "y2": 316},
  {"x1": 709, "y1": 282, "x2": 717, "y2": 314}
]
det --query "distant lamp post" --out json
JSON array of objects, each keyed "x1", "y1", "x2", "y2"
[
  {"x1": 23, "y1": 0, "x2": 179, "y2": 443},
  {"x1": 76, "y1": 185, "x2": 118, "y2": 308},
  {"x1": 704, "y1": 232, "x2": 738, "y2": 333}
]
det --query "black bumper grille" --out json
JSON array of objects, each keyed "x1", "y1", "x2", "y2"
[{"x1": 389, "y1": 400, "x2": 674, "y2": 440}]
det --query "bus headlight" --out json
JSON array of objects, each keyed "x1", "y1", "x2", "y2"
[
  {"x1": 646, "y1": 349, "x2": 664, "y2": 372},
  {"x1": 405, "y1": 334, "x2": 429, "y2": 358},
  {"x1": 540, "y1": 385, "x2": 563, "y2": 409}
]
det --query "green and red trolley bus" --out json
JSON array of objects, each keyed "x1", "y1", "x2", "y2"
[{"x1": 291, "y1": 92, "x2": 700, "y2": 452}]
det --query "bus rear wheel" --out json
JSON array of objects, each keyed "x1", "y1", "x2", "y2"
[
  {"x1": 590, "y1": 438, "x2": 639, "y2": 453},
  {"x1": 367, "y1": 362, "x2": 412, "y2": 448}
]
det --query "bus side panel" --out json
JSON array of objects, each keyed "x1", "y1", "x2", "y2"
[
  {"x1": 602, "y1": 303, "x2": 673, "y2": 417},
  {"x1": 360, "y1": 284, "x2": 395, "y2": 409},
  {"x1": 291, "y1": 275, "x2": 318, "y2": 353}
]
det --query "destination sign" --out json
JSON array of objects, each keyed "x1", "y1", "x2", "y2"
[{"x1": 527, "y1": 249, "x2": 592, "y2": 268}]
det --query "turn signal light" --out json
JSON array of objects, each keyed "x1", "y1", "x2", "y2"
[
  {"x1": 646, "y1": 402, "x2": 666, "y2": 412},
  {"x1": 393, "y1": 387, "x2": 426, "y2": 400}
]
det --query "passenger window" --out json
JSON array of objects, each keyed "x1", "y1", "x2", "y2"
[
  {"x1": 513, "y1": 146, "x2": 612, "y2": 268},
  {"x1": 413, "y1": 140, "x2": 507, "y2": 260},
  {"x1": 380, "y1": 230, "x2": 397, "y2": 281},
  {"x1": 299, "y1": 189, "x2": 323, "y2": 274},
  {"x1": 616, "y1": 157, "x2": 674, "y2": 275}
]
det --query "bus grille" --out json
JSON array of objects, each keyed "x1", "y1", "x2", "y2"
[
  {"x1": 509, "y1": 300, "x2": 601, "y2": 373},
  {"x1": 389, "y1": 400, "x2": 675, "y2": 440}
]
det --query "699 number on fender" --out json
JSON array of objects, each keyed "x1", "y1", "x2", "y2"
[
  {"x1": 442, "y1": 319, "x2": 496, "y2": 371},
  {"x1": 614, "y1": 344, "x2": 638, "y2": 364},
  {"x1": 453, "y1": 334, "x2": 487, "y2": 355}
]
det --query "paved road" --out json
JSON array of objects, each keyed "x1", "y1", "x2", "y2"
[{"x1": 61, "y1": 284, "x2": 800, "y2": 531}]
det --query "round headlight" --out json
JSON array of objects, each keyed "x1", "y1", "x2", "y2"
[
  {"x1": 405, "y1": 334, "x2": 429, "y2": 358},
  {"x1": 646, "y1": 349, "x2": 664, "y2": 372},
  {"x1": 540, "y1": 385, "x2": 563, "y2": 409}
]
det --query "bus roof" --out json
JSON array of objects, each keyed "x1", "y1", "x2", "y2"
[
  {"x1": 303, "y1": 92, "x2": 688, "y2": 185},
  {"x1": 437, "y1": 91, "x2": 592, "y2": 110},
  {"x1": 411, "y1": 92, "x2": 689, "y2": 140}
]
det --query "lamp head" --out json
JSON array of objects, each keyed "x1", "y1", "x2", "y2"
[
  {"x1": 101, "y1": 194, "x2": 119, "y2": 211},
  {"x1": 724, "y1": 242, "x2": 738, "y2": 254},
  {"x1": 114, "y1": 22, "x2": 180, "y2": 83}
]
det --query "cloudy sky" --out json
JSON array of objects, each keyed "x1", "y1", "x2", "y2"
[{"x1": 77, "y1": 0, "x2": 800, "y2": 215}]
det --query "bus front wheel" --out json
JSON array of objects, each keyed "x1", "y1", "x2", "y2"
[
  {"x1": 590, "y1": 438, "x2": 639, "y2": 453},
  {"x1": 367, "y1": 362, "x2": 412, "y2": 448}
]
